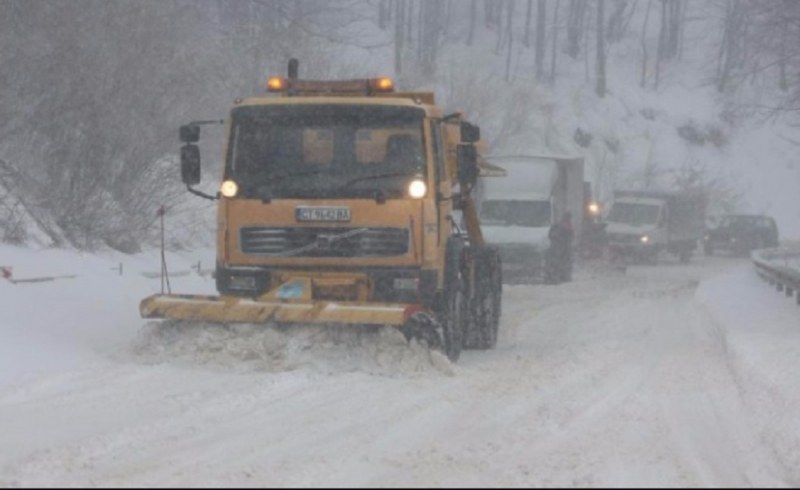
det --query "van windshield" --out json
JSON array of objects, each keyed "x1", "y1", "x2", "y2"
[
  {"x1": 225, "y1": 105, "x2": 426, "y2": 199},
  {"x1": 607, "y1": 202, "x2": 662, "y2": 226},
  {"x1": 480, "y1": 200, "x2": 552, "y2": 227}
]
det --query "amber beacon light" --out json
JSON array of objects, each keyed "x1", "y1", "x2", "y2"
[
  {"x1": 370, "y1": 77, "x2": 394, "y2": 92},
  {"x1": 266, "y1": 76, "x2": 287, "y2": 92}
]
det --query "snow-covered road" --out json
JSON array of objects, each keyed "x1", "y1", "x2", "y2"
[{"x1": 0, "y1": 248, "x2": 798, "y2": 487}]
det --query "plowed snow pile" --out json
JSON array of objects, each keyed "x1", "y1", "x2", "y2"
[{"x1": 129, "y1": 320, "x2": 455, "y2": 377}]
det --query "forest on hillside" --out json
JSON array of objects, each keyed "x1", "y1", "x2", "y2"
[{"x1": 1, "y1": 0, "x2": 798, "y2": 252}]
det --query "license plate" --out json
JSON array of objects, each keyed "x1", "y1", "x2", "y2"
[{"x1": 295, "y1": 206, "x2": 351, "y2": 222}]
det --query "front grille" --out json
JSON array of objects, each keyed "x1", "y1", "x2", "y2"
[{"x1": 240, "y1": 227, "x2": 410, "y2": 257}]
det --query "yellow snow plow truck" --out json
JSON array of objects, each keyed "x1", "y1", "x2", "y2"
[{"x1": 139, "y1": 59, "x2": 502, "y2": 362}]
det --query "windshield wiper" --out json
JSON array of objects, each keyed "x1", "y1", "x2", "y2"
[
  {"x1": 270, "y1": 168, "x2": 330, "y2": 183},
  {"x1": 336, "y1": 171, "x2": 417, "y2": 190}
]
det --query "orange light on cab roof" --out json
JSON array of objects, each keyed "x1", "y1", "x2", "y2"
[
  {"x1": 372, "y1": 77, "x2": 394, "y2": 92},
  {"x1": 267, "y1": 76, "x2": 287, "y2": 92}
]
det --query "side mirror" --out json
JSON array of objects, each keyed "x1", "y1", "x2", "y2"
[
  {"x1": 180, "y1": 124, "x2": 200, "y2": 143},
  {"x1": 460, "y1": 122, "x2": 480, "y2": 143},
  {"x1": 181, "y1": 144, "x2": 201, "y2": 186},
  {"x1": 457, "y1": 144, "x2": 478, "y2": 188}
]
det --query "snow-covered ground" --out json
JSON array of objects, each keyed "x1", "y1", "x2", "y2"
[{"x1": 1, "y1": 244, "x2": 799, "y2": 487}]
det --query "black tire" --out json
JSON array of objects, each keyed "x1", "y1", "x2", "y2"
[
  {"x1": 436, "y1": 238, "x2": 466, "y2": 362},
  {"x1": 466, "y1": 246, "x2": 502, "y2": 350}
]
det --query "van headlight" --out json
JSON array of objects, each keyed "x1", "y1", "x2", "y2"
[{"x1": 640, "y1": 235, "x2": 650, "y2": 243}]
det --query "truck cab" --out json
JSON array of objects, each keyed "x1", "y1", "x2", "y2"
[
  {"x1": 605, "y1": 190, "x2": 706, "y2": 263},
  {"x1": 606, "y1": 196, "x2": 667, "y2": 248}
]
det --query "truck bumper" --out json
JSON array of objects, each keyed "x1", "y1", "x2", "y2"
[
  {"x1": 140, "y1": 293, "x2": 411, "y2": 326},
  {"x1": 140, "y1": 275, "x2": 415, "y2": 326}
]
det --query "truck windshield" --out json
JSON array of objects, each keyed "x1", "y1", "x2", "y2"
[
  {"x1": 225, "y1": 105, "x2": 426, "y2": 199},
  {"x1": 480, "y1": 200, "x2": 552, "y2": 227},
  {"x1": 607, "y1": 202, "x2": 661, "y2": 226}
]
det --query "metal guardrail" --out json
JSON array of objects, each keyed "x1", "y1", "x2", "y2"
[{"x1": 751, "y1": 247, "x2": 800, "y2": 306}]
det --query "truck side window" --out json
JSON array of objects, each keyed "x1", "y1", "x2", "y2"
[{"x1": 431, "y1": 122, "x2": 445, "y2": 183}]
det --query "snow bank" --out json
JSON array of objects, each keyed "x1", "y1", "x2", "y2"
[{"x1": 696, "y1": 265, "x2": 800, "y2": 481}]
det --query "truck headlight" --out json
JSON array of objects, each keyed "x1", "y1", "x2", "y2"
[
  {"x1": 220, "y1": 180, "x2": 239, "y2": 198},
  {"x1": 408, "y1": 179, "x2": 427, "y2": 199},
  {"x1": 640, "y1": 235, "x2": 649, "y2": 243}
]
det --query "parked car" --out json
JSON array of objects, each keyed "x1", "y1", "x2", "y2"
[{"x1": 703, "y1": 214, "x2": 779, "y2": 255}]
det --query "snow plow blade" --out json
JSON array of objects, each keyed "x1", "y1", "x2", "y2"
[
  {"x1": 140, "y1": 294, "x2": 408, "y2": 325},
  {"x1": 140, "y1": 281, "x2": 410, "y2": 327}
]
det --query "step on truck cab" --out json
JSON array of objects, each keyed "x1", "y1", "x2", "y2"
[{"x1": 139, "y1": 60, "x2": 503, "y2": 362}]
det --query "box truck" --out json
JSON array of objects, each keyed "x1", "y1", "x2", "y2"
[{"x1": 476, "y1": 154, "x2": 584, "y2": 282}]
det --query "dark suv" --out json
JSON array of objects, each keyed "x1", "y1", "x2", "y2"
[{"x1": 703, "y1": 214, "x2": 779, "y2": 255}]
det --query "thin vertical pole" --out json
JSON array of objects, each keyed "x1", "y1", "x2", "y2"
[{"x1": 159, "y1": 205, "x2": 171, "y2": 294}]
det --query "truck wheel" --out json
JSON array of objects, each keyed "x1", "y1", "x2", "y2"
[
  {"x1": 436, "y1": 238, "x2": 465, "y2": 362},
  {"x1": 463, "y1": 246, "x2": 502, "y2": 349},
  {"x1": 473, "y1": 247, "x2": 502, "y2": 349}
]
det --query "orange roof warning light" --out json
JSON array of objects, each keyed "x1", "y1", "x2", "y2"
[
  {"x1": 266, "y1": 76, "x2": 288, "y2": 92},
  {"x1": 264, "y1": 76, "x2": 395, "y2": 95},
  {"x1": 371, "y1": 77, "x2": 394, "y2": 92}
]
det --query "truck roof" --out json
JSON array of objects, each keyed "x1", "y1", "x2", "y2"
[
  {"x1": 613, "y1": 189, "x2": 706, "y2": 200},
  {"x1": 233, "y1": 94, "x2": 443, "y2": 118},
  {"x1": 481, "y1": 157, "x2": 558, "y2": 198}
]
